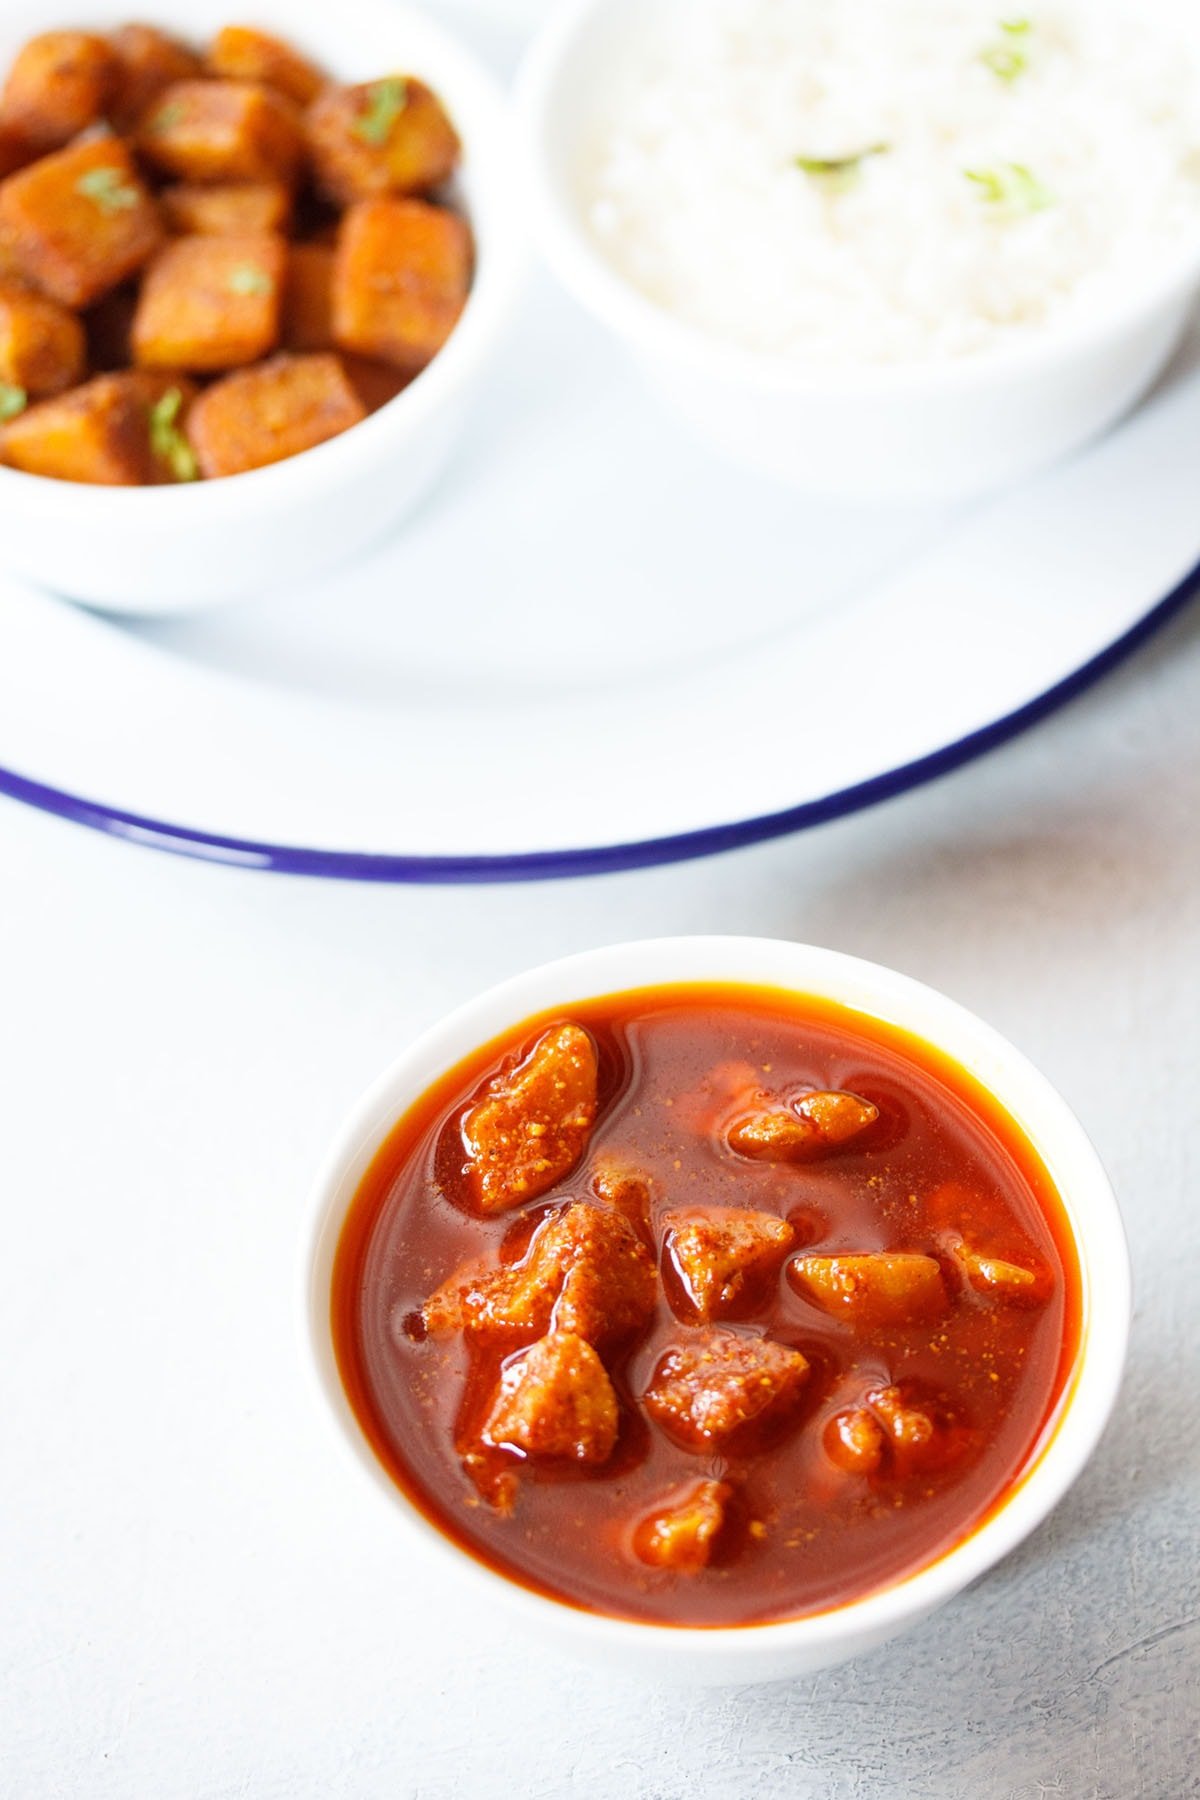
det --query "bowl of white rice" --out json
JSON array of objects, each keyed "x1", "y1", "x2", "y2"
[{"x1": 517, "y1": 0, "x2": 1200, "y2": 500}]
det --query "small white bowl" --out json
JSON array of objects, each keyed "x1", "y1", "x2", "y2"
[
  {"x1": 0, "y1": 0, "x2": 524, "y2": 615},
  {"x1": 516, "y1": 0, "x2": 1200, "y2": 502},
  {"x1": 302, "y1": 935, "x2": 1129, "y2": 1686}
]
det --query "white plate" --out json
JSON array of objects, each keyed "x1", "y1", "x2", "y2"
[{"x1": 1, "y1": 287, "x2": 1197, "y2": 880}]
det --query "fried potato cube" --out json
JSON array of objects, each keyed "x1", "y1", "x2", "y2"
[
  {"x1": 663, "y1": 1207, "x2": 794, "y2": 1322},
  {"x1": 108, "y1": 24, "x2": 202, "y2": 132},
  {"x1": 643, "y1": 1331, "x2": 809, "y2": 1452},
  {"x1": 186, "y1": 352, "x2": 365, "y2": 478},
  {"x1": 332, "y1": 198, "x2": 470, "y2": 374},
  {"x1": 0, "y1": 279, "x2": 84, "y2": 395},
  {"x1": 282, "y1": 242, "x2": 334, "y2": 350},
  {"x1": 1, "y1": 31, "x2": 117, "y2": 152},
  {"x1": 208, "y1": 26, "x2": 325, "y2": 108},
  {"x1": 307, "y1": 77, "x2": 460, "y2": 206},
  {"x1": 953, "y1": 1244, "x2": 1050, "y2": 1306},
  {"x1": 728, "y1": 1089, "x2": 879, "y2": 1161},
  {"x1": 0, "y1": 369, "x2": 193, "y2": 485},
  {"x1": 0, "y1": 137, "x2": 162, "y2": 308},
  {"x1": 137, "y1": 80, "x2": 304, "y2": 185},
  {"x1": 133, "y1": 233, "x2": 285, "y2": 371},
  {"x1": 462, "y1": 1022, "x2": 597, "y2": 1214},
  {"x1": 824, "y1": 1407, "x2": 886, "y2": 1476},
  {"x1": 423, "y1": 1202, "x2": 656, "y2": 1345},
  {"x1": 633, "y1": 1480, "x2": 731, "y2": 1572},
  {"x1": 161, "y1": 180, "x2": 293, "y2": 237},
  {"x1": 482, "y1": 1332, "x2": 618, "y2": 1464},
  {"x1": 788, "y1": 1252, "x2": 946, "y2": 1326}
]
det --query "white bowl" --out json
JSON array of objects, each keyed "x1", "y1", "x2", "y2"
[
  {"x1": 0, "y1": 0, "x2": 524, "y2": 614},
  {"x1": 302, "y1": 935, "x2": 1130, "y2": 1686},
  {"x1": 516, "y1": 0, "x2": 1200, "y2": 502}
]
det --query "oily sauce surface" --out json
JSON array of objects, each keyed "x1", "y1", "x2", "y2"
[{"x1": 332, "y1": 984, "x2": 1081, "y2": 1627}]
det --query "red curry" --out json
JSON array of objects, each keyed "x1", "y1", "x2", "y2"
[{"x1": 331, "y1": 984, "x2": 1082, "y2": 1627}]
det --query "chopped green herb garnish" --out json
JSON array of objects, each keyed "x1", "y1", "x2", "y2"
[
  {"x1": 352, "y1": 76, "x2": 409, "y2": 146},
  {"x1": 227, "y1": 264, "x2": 273, "y2": 296},
  {"x1": 0, "y1": 382, "x2": 27, "y2": 422},
  {"x1": 152, "y1": 101, "x2": 185, "y2": 133},
  {"x1": 148, "y1": 387, "x2": 198, "y2": 483},
  {"x1": 965, "y1": 162, "x2": 1054, "y2": 214},
  {"x1": 981, "y1": 43, "x2": 1027, "y2": 80},
  {"x1": 75, "y1": 166, "x2": 140, "y2": 214},
  {"x1": 795, "y1": 142, "x2": 890, "y2": 192},
  {"x1": 982, "y1": 17, "x2": 1033, "y2": 81}
]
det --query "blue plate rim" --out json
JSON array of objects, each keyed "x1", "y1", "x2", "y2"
[{"x1": 1, "y1": 564, "x2": 1196, "y2": 884}]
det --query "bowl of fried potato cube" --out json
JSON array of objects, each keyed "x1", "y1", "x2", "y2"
[{"x1": 0, "y1": 1, "x2": 521, "y2": 612}]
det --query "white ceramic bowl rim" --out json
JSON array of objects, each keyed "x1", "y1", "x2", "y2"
[
  {"x1": 301, "y1": 936, "x2": 1130, "y2": 1663},
  {"x1": 516, "y1": 0, "x2": 1200, "y2": 399},
  {"x1": 0, "y1": 0, "x2": 525, "y2": 519}
]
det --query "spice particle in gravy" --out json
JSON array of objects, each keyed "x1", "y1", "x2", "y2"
[{"x1": 332, "y1": 985, "x2": 1081, "y2": 1627}]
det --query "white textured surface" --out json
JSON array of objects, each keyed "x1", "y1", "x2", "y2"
[{"x1": 0, "y1": 599, "x2": 1197, "y2": 1797}]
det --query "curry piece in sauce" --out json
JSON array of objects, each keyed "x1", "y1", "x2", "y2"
[
  {"x1": 953, "y1": 1243, "x2": 1051, "y2": 1305},
  {"x1": 662, "y1": 1206, "x2": 794, "y2": 1322},
  {"x1": 333, "y1": 985, "x2": 1080, "y2": 1628},
  {"x1": 788, "y1": 1251, "x2": 947, "y2": 1326},
  {"x1": 728, "y1": 1087, "x2": 880, "y2": 1161},
  {"x1": 0, "y1": 21, "x2": 469, "y2": 485},
  {"x1": 644, "y1": 1331, "x2": 811, "y2": 1453},
  {"x1": 461, "y1": 1022, "x2": 599, "y2": 1215},
  {"x1": 422, "y1": 1200, "x2": 656, "y2": 1347},
  {"x1": 590, "y1": 1158, "x2": 655, "y2": 1243},
  {"x1": 633, "y1": 1479, "x2": 732, "y2": 1572},
  {"x1": 482, "y1": 1332, "x2": 618, "y2": 1465},
  {"x1": 823, "y1": 1404, "x2": 887, "y2": 1477},
  {"x1": 827, "y1": 1384, "x2": 979, "y2": 1481}
]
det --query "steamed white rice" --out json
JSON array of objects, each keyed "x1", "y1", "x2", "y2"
[{"x1": 583, "y1": 0, "x2": 1200, "y2": 364}]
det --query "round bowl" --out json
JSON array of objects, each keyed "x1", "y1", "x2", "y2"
[
  {"x1": 516, "y1": 0, "x2": 1200, "y2": 502},
  {"x1": 302, "y1": 935, "x2": 1130, "y2": 1686},
  {"x1": 0, "y1": 0, "x2": 525, "y2": 615}
]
